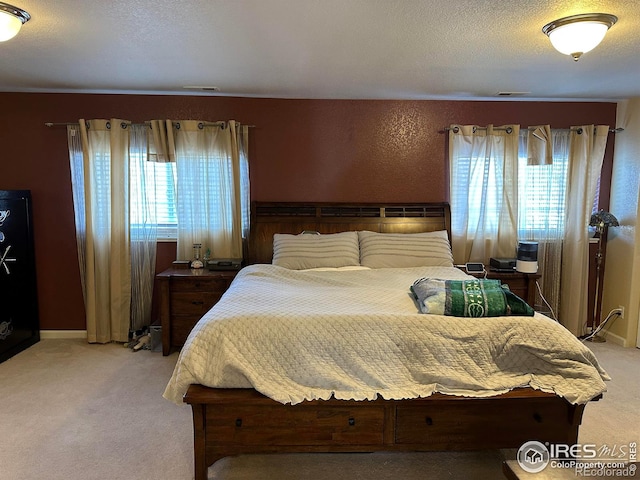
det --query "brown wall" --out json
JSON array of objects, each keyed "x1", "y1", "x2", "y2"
[{"x1": 0, "y1": 93, "x2": 617, "y2": 330}]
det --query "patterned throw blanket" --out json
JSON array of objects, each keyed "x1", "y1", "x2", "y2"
[{"x1": 411, "y1": 278, "x2": 534, "y2": 317}]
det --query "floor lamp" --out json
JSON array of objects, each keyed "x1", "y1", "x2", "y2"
[{"x1": 588, "y1": 209, "x2": 619, "y2": 342}]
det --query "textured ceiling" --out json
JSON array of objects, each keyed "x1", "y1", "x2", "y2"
[{"x1": 0, "y1": 0, "x2": 638, "y2": 101}]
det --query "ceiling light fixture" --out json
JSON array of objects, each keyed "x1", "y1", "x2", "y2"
[
  {"x1": 0, "y1": 2, "x2": 30, "y2": 42},
  {"x1": 542, "y1": 13, "x2": 617, "y2": 61}
]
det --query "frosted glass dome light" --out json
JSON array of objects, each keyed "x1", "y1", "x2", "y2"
[
  {"x1": 542, "y1": 13, "x2": 617, "y2": 61},
  {"x1": 0, "y1": 2, "x2": 30, "y2": 42}
]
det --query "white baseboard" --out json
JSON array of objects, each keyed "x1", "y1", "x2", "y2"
[
  {"x1": 40, "y1": 330, "x2": 88, "y2": 339},
  {"x1": 600, "y1": 330, "x2": 627, "y2": 346}
]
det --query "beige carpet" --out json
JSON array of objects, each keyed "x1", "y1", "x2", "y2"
[{"x1": 0, "y1": 338, "x2": 637, "y2": 480}]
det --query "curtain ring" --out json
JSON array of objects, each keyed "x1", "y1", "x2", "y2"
[
  {"x1": 220, "y1": 122, "x2": 226, "y2": 130},
  {"x1": 577, "y1": 128, "x2": 583, "y2": 134},
  {"x1": 84, "y1": 121, "x2": 90, "y2": 129},
  {"x1": 198, "y1": 122, "x2": 204, "y2": 130},
  {"x1": 472, "y1": 126, "x2": 477, "y2": 133},
  {"x1": 452, "y1": 126, "x2": 459, "y2": 133},
  {"x1": 506, "y1": 127, "x2": 513, "y2": 134},
  {"x1": 106, "y1": 121, "x2": 111, "y2": 130},
  {"x1": 120, "y1": 122, "x2": 128, "y2": 130},
  {"x1": 175, "y1": 122, "x2": 181, "y2": 130}
]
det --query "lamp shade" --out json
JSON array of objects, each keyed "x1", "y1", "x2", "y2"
[
  {"x1": 542, "y1": 13, "x2": 617, "y2": 61},
  {"x1": 0, "y1": 3, "x2": 30, "y2": 42},
  {"x1": 589, "y1": 210, "x2": 619, "y2": 230}
]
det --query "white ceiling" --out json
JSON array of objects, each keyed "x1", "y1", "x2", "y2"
[{"x1": 1, "y1": 0, "x2": 639, "y2": 101}]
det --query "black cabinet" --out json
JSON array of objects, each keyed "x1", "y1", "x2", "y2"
[{"x1": 0, "y1": 190, "x2": 39, "y2": 363}]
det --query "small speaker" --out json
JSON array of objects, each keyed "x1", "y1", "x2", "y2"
[{"x1": 516, "y1": 241, "x2": 538, "y2": 273}]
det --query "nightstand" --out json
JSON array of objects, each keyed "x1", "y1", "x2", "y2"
[
  {"x1": 462, "y1": 267, "x2": 541, "y2": 309},
  {"x1": 156, "y1": 268, "x2": 238, "y2": 355}
]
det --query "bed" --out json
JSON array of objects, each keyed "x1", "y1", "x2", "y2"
[{"x1": 163, "y1": 202, "x2": 608, "y2": 480}]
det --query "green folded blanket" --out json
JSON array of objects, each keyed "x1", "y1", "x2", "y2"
[{"x1": 411, "y1": 277, "x2": 534, "y2": 317}]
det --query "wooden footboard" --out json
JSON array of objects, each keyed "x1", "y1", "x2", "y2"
[{"x1": 184, "y1": 385, "x2": 597, "y2": 480}]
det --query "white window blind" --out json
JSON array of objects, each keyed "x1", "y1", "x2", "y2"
[
  {"x1": 450, "y1": 154, "x2": 503, "y2": 234},
  {"x1": 517, "y1": 130, "x2": 570, "y2": 238},
  {"x1": 130, "y1": 156, "x2": 177, "y2": 239}
]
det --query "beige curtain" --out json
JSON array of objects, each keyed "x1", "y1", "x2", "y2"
[
  {"x1": 129, "y1": 124, "x2": 157, "y2": 332},
  {"x1": 238, "y1": 124, "x2": 250, "y2": 239},
  {"x1": 77, "y1": 119, "x2": 131, "y2": 343},
  {"x1": 449, "y1": 124, "x2": 520, "y2": 264},
  {"x1": 560, "y1": 125, "x2": 610, "y2": 336},
  {"x1": 148, "y1": 120, "x2": 175, "y2": 163},
  {"x1": 527, "y1": 125, "x2": 553, "y2": 165},
  {"x1": 67, "y1": 126, "x2": 87, "y2": 306},
  {"x1": 164, "y1": 120, "x2": 245, "y2": 261}
]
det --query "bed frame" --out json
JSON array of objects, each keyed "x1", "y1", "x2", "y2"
[{"x1": 183, "y1": 201, "x2": 598, "y2": 480}]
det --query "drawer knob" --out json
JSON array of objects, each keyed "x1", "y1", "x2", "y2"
[
  {"x1": 348, "y1": 417, "x2": 356, "y2": 426},
  {"x1": 235, "y1": 418, "x2": 242, "y2": 427},
  {"x1": 425, "y1": 416, "x2": 433, "y2": 426}
]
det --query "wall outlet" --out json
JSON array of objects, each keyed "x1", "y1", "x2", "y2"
[{"x1": 618, "y1": 305, "x2": 625, "y2": 318}]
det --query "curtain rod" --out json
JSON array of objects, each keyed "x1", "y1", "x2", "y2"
[
  {"x1": 442, "y1": 126, "x2": 623, "y2": 133},
  {"x1": 44, "y1": 121, "x2": 256, "y2": 128}
]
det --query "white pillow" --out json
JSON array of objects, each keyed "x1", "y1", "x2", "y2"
[
  {"x1": 358, "y1": 230, "x2": 454, "y2": 268},
  {"x1": 272, "y1": 231, "x2": 360, "y2": 270}
]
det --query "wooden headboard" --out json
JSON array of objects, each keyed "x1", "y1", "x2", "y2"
[{"x1": 246, "y1": 202, "x2": 451, "y2": 264}]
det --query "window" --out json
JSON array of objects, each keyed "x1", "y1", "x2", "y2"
[
  {"x1": 517, "y1": 130, "x2": 570, "y2": 238},
  {"x1": 449, "y1": 131, "x2": 514, "y2": 241},
  {"x1": 453, "y1": 129, "x2": 600, "y2": 239},
  {"x1": 130, "y1": 156, "x2": 178, "y2": 240},
  {"x1": 129, "y1": 147, "x2": 250, "y2": 242},
  {"x1": 450, "y1": 152, "x2": 503, "y2": 234}
]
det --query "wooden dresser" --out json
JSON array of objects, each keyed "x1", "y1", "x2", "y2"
[{"x1": 156, "y1": 268, "x2": 237, "y2": 355}]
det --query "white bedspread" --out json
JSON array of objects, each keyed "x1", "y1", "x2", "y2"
[{"x1": 164, "y1": 264, "x2": 609, "y2": 405}]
